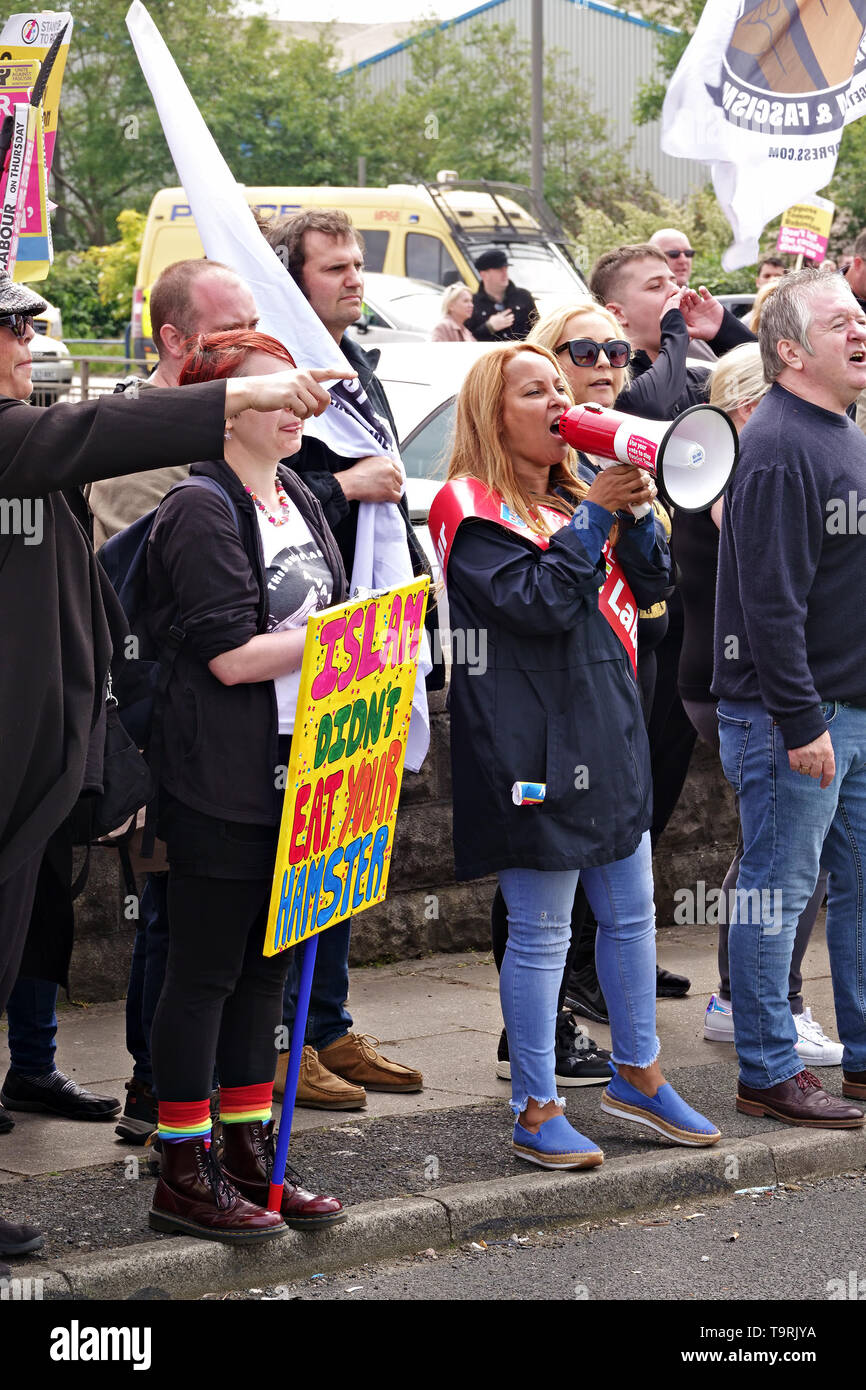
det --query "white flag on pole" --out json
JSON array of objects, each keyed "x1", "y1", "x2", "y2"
[
  {"x1": 661, "y1": 0, "x2": 866, "y2": 269},
  {"x1": 125, "y1": 1, "x2": 431, "y2": 769}
]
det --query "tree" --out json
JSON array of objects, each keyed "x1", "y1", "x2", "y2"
[
  {"x1": 346, "y1": 19, "x2": 655, "y2": 231},
  {"x1": 625, "y1": 0, "x2": 866, "y2": 253},
  {"x1": 52, "y1": 2, "x2": 359, "y2": 247},
  {"x1": 571, "y1": 185, "x2": 756, "y2": 294}
]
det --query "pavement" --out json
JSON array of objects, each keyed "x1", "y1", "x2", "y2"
[{"x1": 2, "y1": 917, "x2": 865, "y2": 1300}]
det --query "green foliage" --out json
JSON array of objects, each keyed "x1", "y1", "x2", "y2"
[
  {"x1": 571, "y1": 186, "x2": 760, "y2": 294},
  {"x1": 41, "y1": 209, "x2": 144, "y2": 336},
  {"x1": 96, "y1": 209, "x2": 145, "y2": 316},
  {"x1": 625, "y1": 0, "x2": 704, "y2": 127},
  {"x1": 51, "y1": 5, "x2": 655, "y2": 251},
  {"x1": 348, "y1": 19, "x2": 653, "y2": 228}
]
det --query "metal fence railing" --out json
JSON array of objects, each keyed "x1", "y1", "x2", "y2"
[{"x1": 32, "y1": 353, "x2": 152, "y2": 406}]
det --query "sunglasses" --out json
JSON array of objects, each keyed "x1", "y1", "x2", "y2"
[
  {"x1": 555, "y1": 338, "x2": 631, "y2": 369},
  {"x1": 664, "y1": 248, "x2": 696, "y2": 260},
  {"x1": 0, "y1": 313, "x2": 34, "y2": 338}
]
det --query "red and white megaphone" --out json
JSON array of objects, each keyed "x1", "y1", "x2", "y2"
[{"x1": 558, "y1": 402, "x2": 739, "y2": 515}]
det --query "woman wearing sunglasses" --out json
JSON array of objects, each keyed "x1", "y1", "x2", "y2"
[
  {"x1": 430, "y1": 342, "x2": 720, "y2": 1168},
  {"x1": 529, "y1": 303, "x2": 673, "y2": 720}
]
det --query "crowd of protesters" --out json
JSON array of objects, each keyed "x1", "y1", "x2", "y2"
[{"x1": 2, "y1": 204, "x2": 866, "y2": 1262}]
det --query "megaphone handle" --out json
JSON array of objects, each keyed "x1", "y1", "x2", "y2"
[{"x1": 630, "y1": 502, "x2": 652, "y2": 520}]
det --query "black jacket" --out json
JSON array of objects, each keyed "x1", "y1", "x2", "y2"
[
  {"x1": 0, "y1": 382, "x2": 226, "y2": 886},
  {"x1": 466, "y1": 281, "x2": 538, "y2": 342},
  {"x1": 145, "y1": 458, "x2": 347, "y2": 825},
  {"x1": 445, "y1": 498, "x2": 670, "y2": 879},
  {"x1": 289, "y1": 333, "x2": 444, "y2": 689},
  {"x1": 622, "y1": 307, "x2": 756, "y2": 421}
]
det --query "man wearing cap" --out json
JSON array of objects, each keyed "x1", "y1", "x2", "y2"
[{"x1": 466, "y1": 249, "x2": 538, "y2": 341}]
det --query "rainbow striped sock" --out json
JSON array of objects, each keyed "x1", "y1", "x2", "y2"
[
  {"x1": 157, "y1": 1098, "x2": 212, "y2": 1145},
  {"x1": 219, "y1": 1081, "x2": 274, "y2": 1126}
]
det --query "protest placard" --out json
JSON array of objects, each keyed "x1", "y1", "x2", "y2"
[
  {"x1": 264, "y1": 576, "x2": 429, "y2": 957},
  {"x1": 776, "y1": 197, "x2": 835, "y2": 264},
  {"x1": 0, "y1": 11, "x2": 72, "y2": 280}
]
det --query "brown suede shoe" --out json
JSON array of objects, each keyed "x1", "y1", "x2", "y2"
[
  {"x1": 843, "y1": 1069, "x2": 866, "y2": 1100},
  {"x1": 220, "y1": 1119, "x2": 346, "y2": 1230},
  {"x1": 275, "y1": 1045, "x2": 367, "y2": 1110},
  {"x1": 149, "y1": 1136, "x2": 286, "y2": 1243},
  {"x1": 318, "y1": 1032, "x2": 423, "y2": 1093},
  {"x1": 737, "y1": 1069, "x2": 865, "y2": 1128}
]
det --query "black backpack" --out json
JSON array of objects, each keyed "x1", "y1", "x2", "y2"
[{"x1": 97, "y1": 475, "x2": 240, "y2": 853}]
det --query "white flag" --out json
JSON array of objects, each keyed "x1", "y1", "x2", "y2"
[
  {"x1": 662, "y1": 0, "x2": 866, "y2": 269},
  {"x1": 125, "y1": 1, "x2": 430, "y2": 768}
]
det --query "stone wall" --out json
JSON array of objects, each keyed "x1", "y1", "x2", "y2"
[{"x1": 69, "y1": 692, "x2": 740, "y2": 1002}]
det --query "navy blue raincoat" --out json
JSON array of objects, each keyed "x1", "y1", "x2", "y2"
[{"x1": 445, "y1": 497, "x2": 670, "y2": 879}]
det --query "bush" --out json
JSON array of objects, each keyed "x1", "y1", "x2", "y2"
[{"x1": 40, "y1": 209, "x2": 144, "y2": 339}]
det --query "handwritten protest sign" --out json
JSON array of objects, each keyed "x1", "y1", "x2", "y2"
[{"x1": 265, "y1": 577, "x2": 429, "y2": 957}]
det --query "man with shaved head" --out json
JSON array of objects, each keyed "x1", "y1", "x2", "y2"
[
  {"x1": 649, "y1": 227, "x2": 695, "y2": 288},
  {"x1": 88, "y1": 260, "x2": 259, "y2": 545}
]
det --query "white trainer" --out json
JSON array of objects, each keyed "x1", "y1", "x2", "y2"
[
  {"x1": 704, "y1": 994, "x2": 735, "y2": 1042},
  {"x1": 794, "y1": 1007, "x2": 844, "y2": 1067}
]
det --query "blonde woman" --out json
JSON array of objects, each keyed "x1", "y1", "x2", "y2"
[
  {"x1": 747, "y1": 279, "x2": 781, "y2": 335},
  {"x1": 431, "y1": 283, "x2": 475, "y2": 342},
  {"x1": 429, "y1": 342, "x2": 720, "y2": 1167}
]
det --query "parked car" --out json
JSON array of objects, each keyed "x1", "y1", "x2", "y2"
[
  {"x1": 717, "y1": 292, "x2": 756, "y2": 323},
  {"x1": 348, "y1": 273, "x2": 446, "y2": 345},
  {"x1": 29, "y1": 329, "x2": 74, "y2": 405},
  {"x1": 32, "y1": 295, "x2": 64, "y2": 340}
]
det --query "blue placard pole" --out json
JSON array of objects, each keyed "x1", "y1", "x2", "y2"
[{"x1": 267, "y1": 932, "x2": 319, "y2": 1211}]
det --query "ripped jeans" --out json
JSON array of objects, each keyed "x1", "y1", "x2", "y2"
[{"x1": 498, "y1": 832, "x2": 658, "y2": 1116}]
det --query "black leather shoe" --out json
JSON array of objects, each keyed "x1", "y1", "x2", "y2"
[
  {"x1": 656, "y1": 965, "x2": 691, "y2": 998},
  {"x1": 1, "y1": 1069, "x2": 121, "y2": 1120},
  {"x1": 564, "y1": 963, "x2": 609, "y2": 1024},
  {"x1": 0, "y1": 1216, "x2": 44, "y2": 1255},
  {"x1": 0, "y1": 1103, "x2": 14, "y2": 1134}
]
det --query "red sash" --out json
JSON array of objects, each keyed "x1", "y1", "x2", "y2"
[{"x1": 428, "y1": 477, "x2": 638, "y2": 675}]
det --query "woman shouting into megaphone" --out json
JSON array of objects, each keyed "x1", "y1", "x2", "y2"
[{"x1": 429, "y1": 343, "x2": 721, "y2": 1168}]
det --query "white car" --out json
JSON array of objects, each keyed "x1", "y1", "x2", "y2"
[
  {"x1": 348, "y1": 273, "x2": 446, "y2": 345},
  {"x1": 376, "y1": 340, "x2": 488, "y2": 525},
  {"x1": 29, "y1": 328, "x2": 74, "y2": 405}
]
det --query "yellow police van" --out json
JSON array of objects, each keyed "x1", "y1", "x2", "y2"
[{"x1": 131, "y1": 178, "x2": 588, "y2": 357}]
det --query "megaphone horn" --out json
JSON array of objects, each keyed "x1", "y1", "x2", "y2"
[{"x1": 558, "y1": 402, "x2": 739, "y2": 514}]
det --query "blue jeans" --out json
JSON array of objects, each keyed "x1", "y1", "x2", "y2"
[
  {"x1": 5, "y1": 976, "x2": 58, "y2": 1075},
  {"x1": 718, "y1": 698, "x2": 866, "y2": 1088},
  {"x1": 281, "y1": 917, "x2": 353, "y2": 1052},
  {"x1": 498, "y1": 831, "x2": 658, "y2": 1116},
  {"x1": 125, "y1": 874, "x2": 171, "y2": 1088}
]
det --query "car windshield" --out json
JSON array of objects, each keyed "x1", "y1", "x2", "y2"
[
  {"x1": 401, "y1": 398, "x2": 456, "y2": 480},
  {"x1": 473, "y1": 242, "x2": 584, "y2": 298}
]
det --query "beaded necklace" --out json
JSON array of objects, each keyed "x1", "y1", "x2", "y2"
[{"x1": 244, "y1": 476, "x2": 291, "y2": 525}]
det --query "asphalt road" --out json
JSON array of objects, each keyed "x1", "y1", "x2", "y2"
[{"x1": 212, "y1": 1170, "x2": 866, "y2": 1313}]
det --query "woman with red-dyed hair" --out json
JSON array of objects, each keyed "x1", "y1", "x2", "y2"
[{"x1": 144, "y1": 330, "x2": 348, "y2": 1242}]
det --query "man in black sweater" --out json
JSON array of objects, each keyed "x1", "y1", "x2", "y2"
[{"x1": 713, "y1": 267, "x2": 866, "y2": 1129}]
